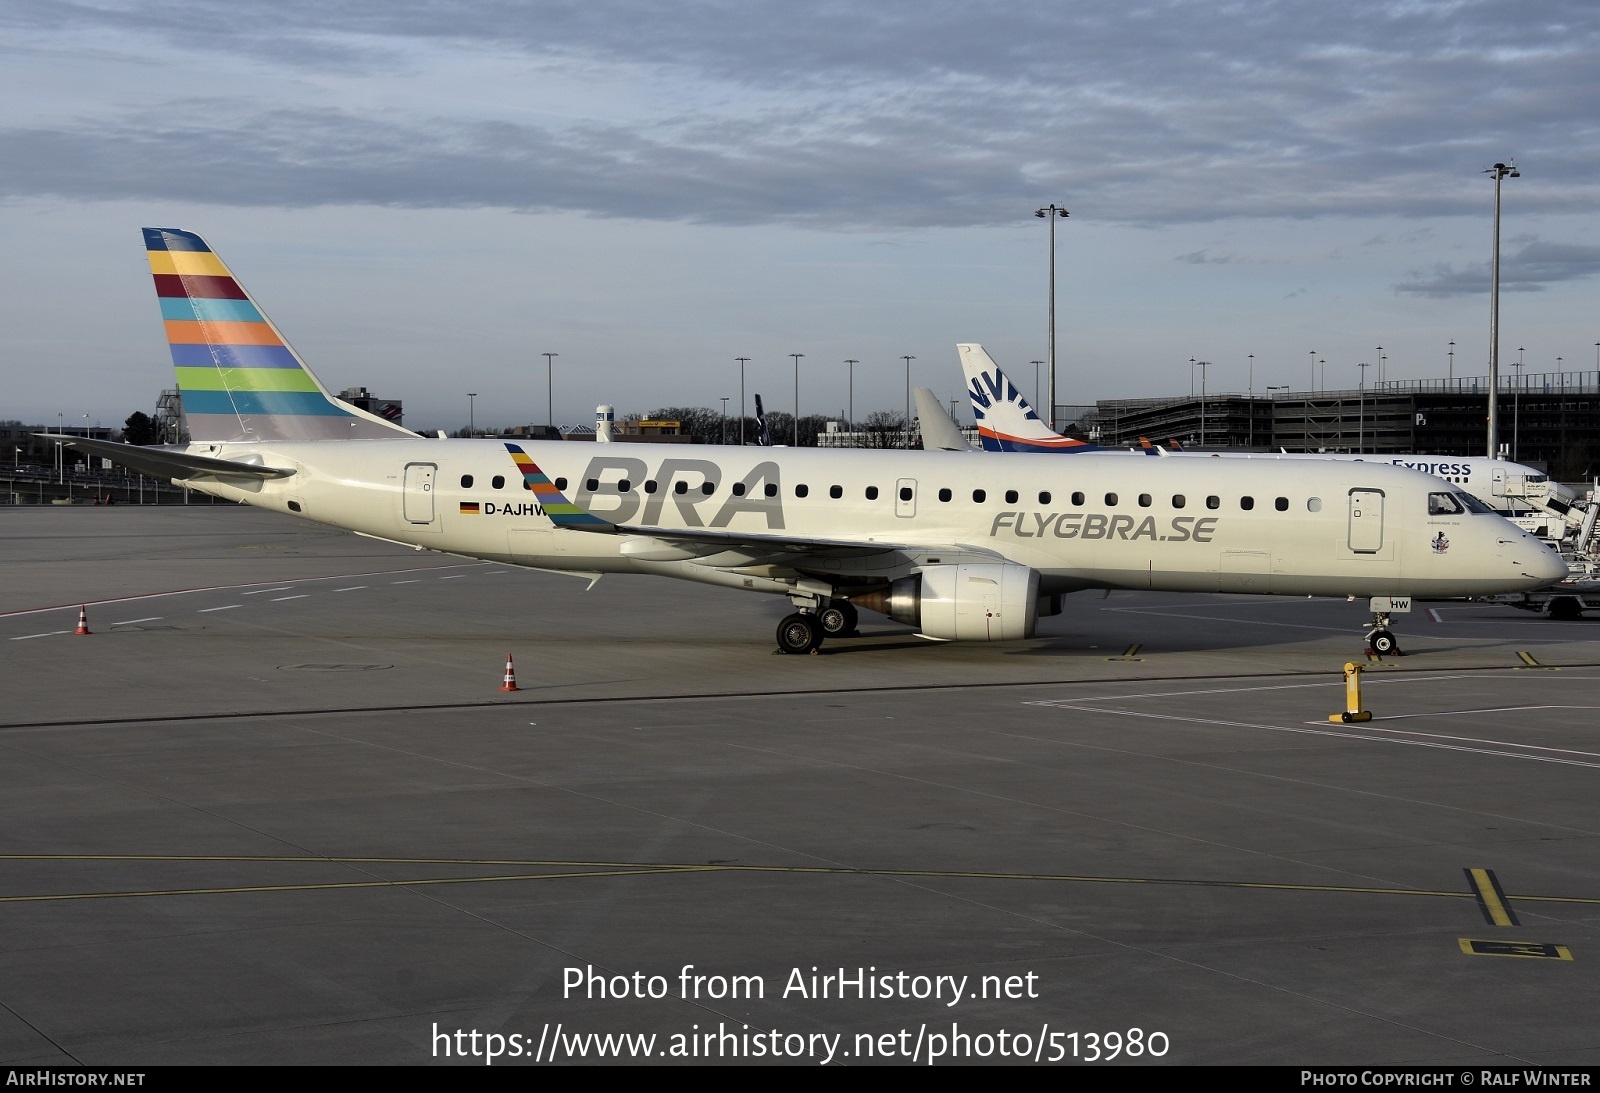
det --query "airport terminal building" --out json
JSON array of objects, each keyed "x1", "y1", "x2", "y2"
[{"x1": 1082, "y1": 370, "x2": 1600, "y2": 480}]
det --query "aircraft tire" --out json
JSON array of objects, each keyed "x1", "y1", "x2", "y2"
[
  {"x1": 1369, "y1": 630, "x2": 1398, "y2": 656},
  {"x1": 777, "y1": 613, "x2": 823, "y2": 654},
  {"x1": 818, "y1": 602, "x2": 858, "y2": 637}
]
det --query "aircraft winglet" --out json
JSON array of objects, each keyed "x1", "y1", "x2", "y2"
[{"x1": 504, "y1": 443, "x2": 613, "y2": 531}]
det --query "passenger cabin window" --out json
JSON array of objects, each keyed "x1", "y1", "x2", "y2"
[
  {"x1": 1071, "y1": 491, "x2": 1085, "y2": 506},
  {"x1": 830, "y1": 485, "x2": 842, "y2": 499},
  {"x1": 1275, "y1": 496, "x2": 1288, "y2": 511},
  {"x1": 645, "y1": 480, "x2": 658, "y2": 494},
  {"x1": 899, "y1": 486, "x2": 913, "y2": 502},
  {"x1": 972, "y1": 489, "x2": 987, "y2": 503},
  {"x1": 492, "y1": 475, "x2": 505, "y2": 489},
  {"x1": 732, "y1": 482, "x2": 746, "y2": 496},
  {"x1": 616, "y1": 479, "x2": 630, "y2": 492},
  {"x1": 1428, "y1": 492, "x2": 1465, "y2": 516},
  {"x1": 674, "y1": 481, "x2": 688, "y2": 495},
  {"x1": 1039, "y1": 491, "x2": 1051, "y2": 505},
  {"x1": 866, "y1": 486, "x2": 879, "y2": 500},
  {"x1": 1172, "y1": 494, "x2": 1186, "y2": 508},
  {"x1": 586, "y1": 479, "x2": 598, "y2": 491},
  {"x1": 460, "y1": 474, "x2": 474, "y2": 488},
  {"x1": 555, "y1": 477, "x2": 567, "y2": 491},
  {"x1": 938, "y1": 488, "x2": 952, "y2": 502},
  {"x1": 701, "y1": 482, "x2": 714, "y2": 495},
  {"x1": 1206, "y1": 495, "x2": 1220, "y2": 509},
  {"x1": 1240, "y1": 496, "x2": 1255, "y2": 510},
  {"x1": 1138, "y1": 493, "x2": 1152, "y2": 507},
  {"x1": 1005, "y1": 489, "x2": 1019, "y2": 504},
  {"x1": 1307, "y1": 497, "x2": 1322, "y2": 512},
  {"x1": 796, "y1": 484, "x2": 809, "y2": 498},
  {"x1": 1104, "y1": 492, "x2": 1118, "y2": 506},
  {"x1": 764, "y1": 483, "x2": 777, "y2": 498}
]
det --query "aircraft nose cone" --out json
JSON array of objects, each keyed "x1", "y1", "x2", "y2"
[{"x1": 1520, "y1": 542, "x2": 1569, "y2": 586}]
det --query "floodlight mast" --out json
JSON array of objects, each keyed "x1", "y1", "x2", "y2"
[
  {"x1": 1485, "y1": 160, "x2": 1519, "y2": 458},
  {"x1": 1035, "y1": 204, "x2": 1069, "y2": 430}
]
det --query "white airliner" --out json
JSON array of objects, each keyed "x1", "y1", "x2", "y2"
[
  {"x1": 958, "y1": 343, "x2": 1573, "y2": 517},
  {"x1": 48, "y1": 230, "x2": 1566, "y2": 656}
]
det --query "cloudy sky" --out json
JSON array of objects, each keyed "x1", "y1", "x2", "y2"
[{"x1": 4, "y1": 1, "x2": 1598, "y2": 433}]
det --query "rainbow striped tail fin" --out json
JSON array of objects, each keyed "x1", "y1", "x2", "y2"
[{"x1": 143, "y1": 228, "x2": 418, "y2": 443}]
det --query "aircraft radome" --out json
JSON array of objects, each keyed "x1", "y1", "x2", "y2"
[{"x1": 48, "y1": 230, "x2": 1568, "y2": 656}]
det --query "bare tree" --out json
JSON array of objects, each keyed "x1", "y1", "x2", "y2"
[{"x1": 861, "y1": 410, "x2": 908, "y2": 449}]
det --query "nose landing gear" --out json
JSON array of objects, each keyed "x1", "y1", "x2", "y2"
[{"x1": 1365, "y1": 611, "x2": 1403, "y2": 658}]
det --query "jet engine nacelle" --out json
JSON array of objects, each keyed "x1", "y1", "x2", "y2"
[{"x1": 857, "y1": 562, "x2": 1041, "y2": 641}]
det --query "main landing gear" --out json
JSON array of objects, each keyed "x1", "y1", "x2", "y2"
[
  {"x1": 1364, "y1": 611, "x2": 1403, "y2": 658},
  {"x1": 776, "y1": 599, "x2": 859, "y2": 655},
  {"x1": 817, "y1": 600, "x2": 858, "y2": 638}
]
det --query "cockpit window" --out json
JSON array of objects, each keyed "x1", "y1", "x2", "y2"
[
  {"x1": 1428, "y1": 492, "x2": 1465, "y2": 516},
  {"x1": 1454, "y1": 490, "x2": 1497, "y2": 515}
]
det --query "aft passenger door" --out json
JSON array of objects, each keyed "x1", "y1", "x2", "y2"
[
  {"x1": 1347, "y1": 488, "x2": 1384, "y2": 553},
  {"x1": 403, "y1": 462, "x2": 437, "y2": 525}
]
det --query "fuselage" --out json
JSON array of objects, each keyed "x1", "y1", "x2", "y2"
[{"x1": 181, "y1": 438, "x2": 1565, "y2": 601}]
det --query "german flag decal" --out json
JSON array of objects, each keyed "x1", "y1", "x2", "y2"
[{"x1": 459, "y1": 502, "x2": 481, "y2": 514}]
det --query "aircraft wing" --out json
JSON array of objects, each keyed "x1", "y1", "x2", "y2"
[
  {"x1": 609, "y1": 522, "x2": 1005, "y2": 570},
  {"x1": 39, "y1": 434, "x2": 295, "y2": 480},
  {"x1": 512, "y1": 440, "x2": 1002, "y2": 571}
]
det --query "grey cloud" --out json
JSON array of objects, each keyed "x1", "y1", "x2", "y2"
[
  {"x1": 4, "y1": 2, "x2": 1599, "y2": 228},
  {"x1": 1393, "y1": 239, "x2": 1600, "y2": 296},
  {"x1": 1175, "y1": 250, "x2": 1235, "y2": 264}
]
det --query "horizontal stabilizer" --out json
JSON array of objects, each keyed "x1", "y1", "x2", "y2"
[{"x1": 39, "y1": 434, "x2": 295, "y2": 480}]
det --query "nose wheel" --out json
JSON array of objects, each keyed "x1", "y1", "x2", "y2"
[
  {"x1": 776, "y1": 613, "x2": 824, "y2": 655},
  {"x1": 1364, "y1": 611, "x2": 1402, "y2": 657}
]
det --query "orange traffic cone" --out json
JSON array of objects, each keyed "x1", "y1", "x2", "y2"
[
  {"x1": 499, "y1": 653, "x2": 520, "y2": 692},
  {"x1": 75, "y1": 605, "x2": 91, "y2": 635}
]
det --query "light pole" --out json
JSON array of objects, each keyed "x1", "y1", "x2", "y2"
[
  {"x1": 1512, "y1": 347, "x2": 1524, "y2": 460},
  {"x1": 790, "y1": 353, "x2": 804, "y2": 446},
  {"x1": 1448, "y1": 340, "x2": 1455, "y2": 384},
  {"x1": 1376, "y1": 346, "x2": 1385, "y2": 385},
  {"x1": 467, "y1": 392, "x2": 476, "y2": 436},
  {"x1": 720, "y1": 397, "x2": 729, "y2": 445},
  {"x1": 844, "y1": 360, "x2": 858, "y2": 435},
  {"x1": 901, "y1": 355, "x2": 915, "y2": 449},
  {"x1": 1247, "y1": 354, "x2": 1255, "y2": 447},
  {"x1": 542, "y1": 352, "x2": 557, "y2": 428},
  {"x1": 735, "y1": 357, "x2": 750, "y2": 445},
  {"x1": 1193, "y1": 359, "x2": 1210, "y2": 448},
  {"x1": 1357, "y1": 361, "x2": 1371, "y2": 452},
  {"x1": 1030, "y1": 361, "x2": 1043, "y2": 409},
  {"x1": 1485, "y1": 159, "x2": 1519, "y2": 458},
  {"x1": 1309, "y1": 350, "x2": 1316, "y2": 392},
  {"x1": 1034, "y1": 203, "x2": 1069, "y2": 429}
]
